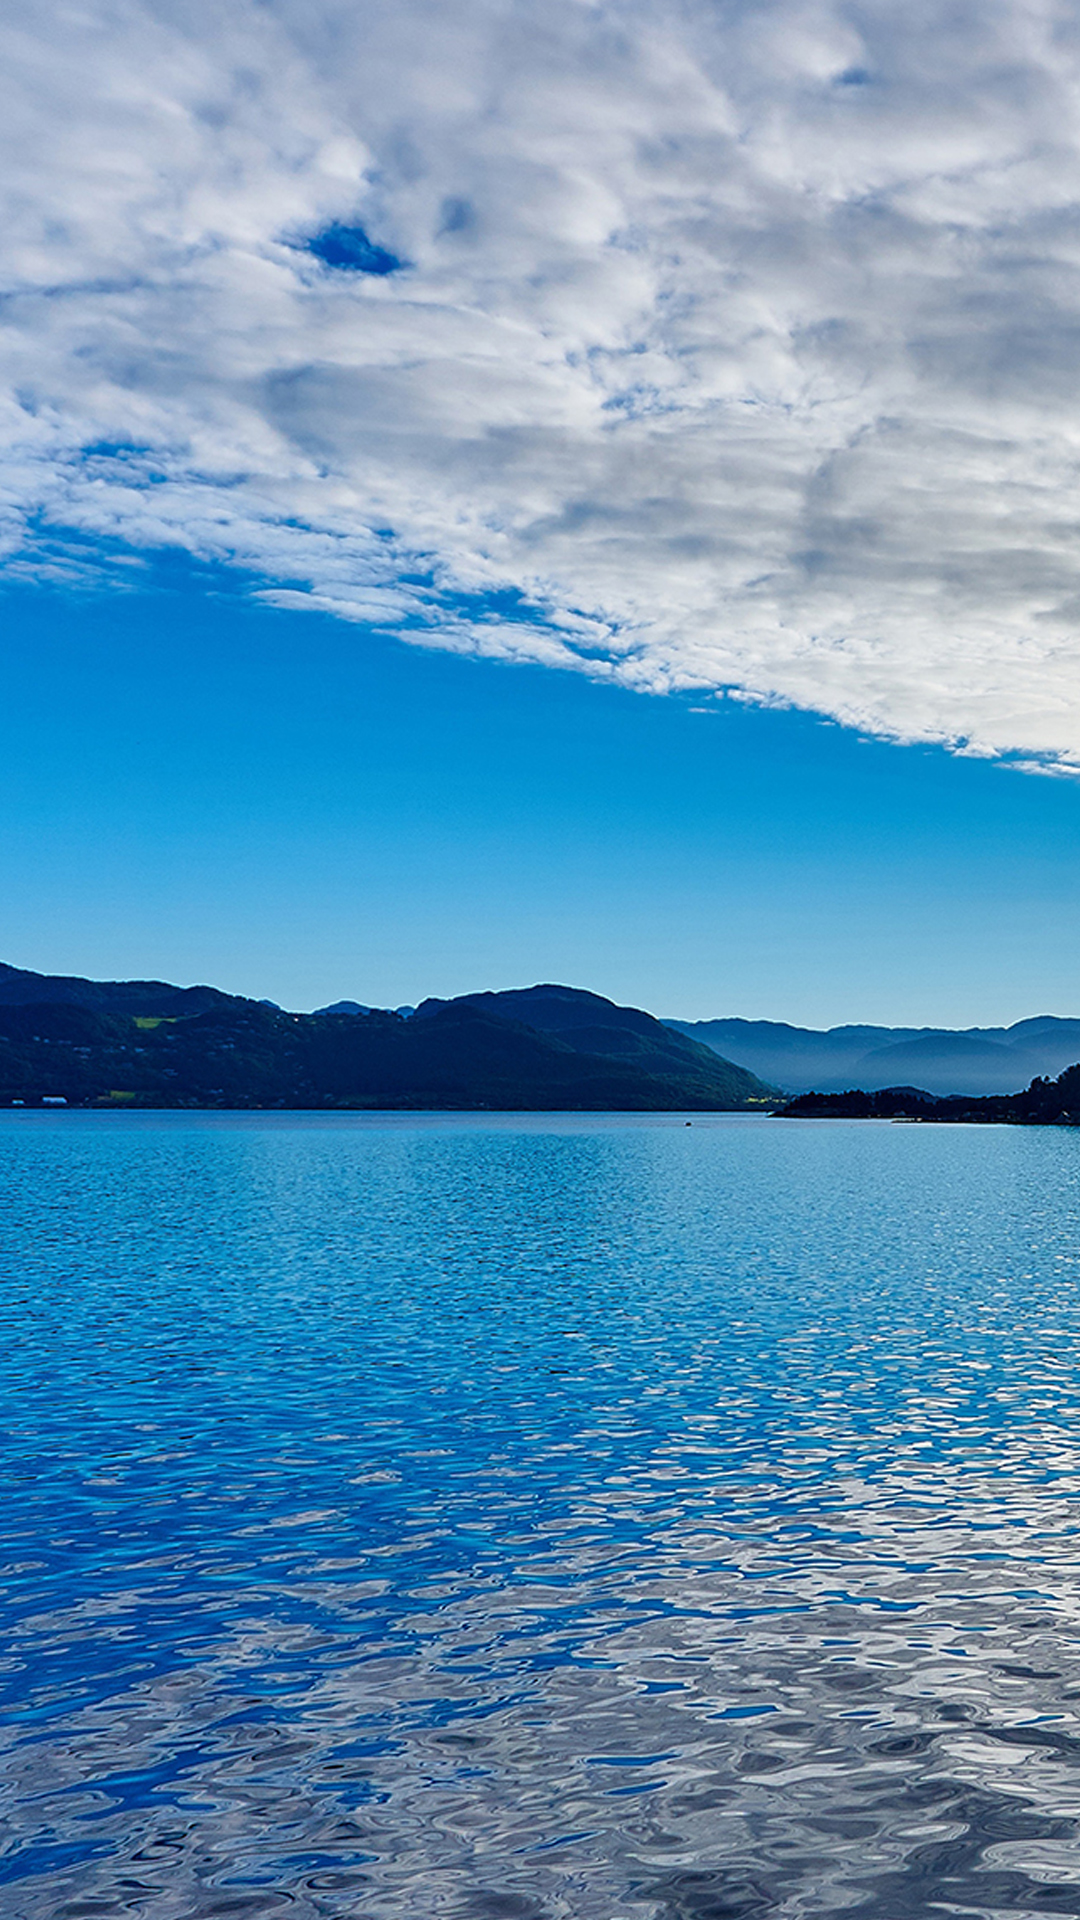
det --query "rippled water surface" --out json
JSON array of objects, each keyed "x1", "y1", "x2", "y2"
[{"x1": 5, "y1": 1112, "x2": 1080, "y2": 1917}]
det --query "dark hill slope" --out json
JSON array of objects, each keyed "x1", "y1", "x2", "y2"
[
  {"x1": 0, "y1": 975, "x2": 774, "y2": 1109},
  {"x1": 0, "y1": 960, "x2": 235, "y2": 1018},
  {"x1": 417, "y1": 985, "x2": 773, "y2": 1107}
]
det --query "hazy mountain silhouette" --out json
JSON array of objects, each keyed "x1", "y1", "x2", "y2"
[{"x1": 665, "y1": 1015, "x2": 1080, "y2": 1096}]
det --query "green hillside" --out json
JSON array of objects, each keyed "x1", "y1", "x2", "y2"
[{"x1": 0, "y1": 970, "x2": 777, "y2": 1110}]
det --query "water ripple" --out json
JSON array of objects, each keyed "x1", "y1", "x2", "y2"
[{"x1": 3, "y1": 1113, "x2": 1080, "y2": 1915}]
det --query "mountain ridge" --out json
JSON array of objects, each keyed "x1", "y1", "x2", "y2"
[
  {"x1": 0, "y1": 965, "x2": 774, "y2": 1110},
  {"x1": 664, "y1": 1014, "x2": 1080, "y2": 1096}
]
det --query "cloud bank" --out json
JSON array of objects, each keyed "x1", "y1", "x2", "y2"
[{"x1": 7, "y1": 0, "x2": 1080, "y2": 766}]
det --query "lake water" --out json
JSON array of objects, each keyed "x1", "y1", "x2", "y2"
[{"x1": 3, "y1": 1112, "x2": 1080, "y2": 1919}]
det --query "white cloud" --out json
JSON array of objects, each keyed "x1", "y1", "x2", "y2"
[{"x1": 6, "y1": 0, "x2": 1080, "y2": 764}]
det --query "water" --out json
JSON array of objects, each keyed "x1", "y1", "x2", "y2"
[{"x1": 3, "y1": 1112, "x2": 1080, "y2": 1918}]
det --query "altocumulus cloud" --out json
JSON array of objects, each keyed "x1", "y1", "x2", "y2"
[{"x1": 6, "y1": 0, "x2": 1080, "y2": 766}]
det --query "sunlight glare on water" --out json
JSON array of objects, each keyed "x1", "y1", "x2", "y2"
[{"x1": 3, "y1": 1111, "x2": 1080, "y2": 1918}]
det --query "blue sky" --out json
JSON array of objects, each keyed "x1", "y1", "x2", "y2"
[
  {"x1": 5, "y1": 0, "x2": 1080, "y2": 1022},
  {"x1": 3, "y1": 555, "x2": 1080, "y2": 1025}
]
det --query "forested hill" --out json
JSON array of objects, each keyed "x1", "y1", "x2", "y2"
[
  {"x1": 775, "y1": 1066, "x2": 1080, "y2": 1125},
  {"x1": 0, "y1": 967, "x2": 775, "y2": 1110},
  {"x1": 0, "y1": 960, "x2": 233, "y2": 1018}
]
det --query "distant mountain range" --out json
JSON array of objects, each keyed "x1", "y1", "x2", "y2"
[
  {"x1": 0, "y1": 965, "x2": 773, "y2": 1111},
  {"x1": 7, "y1": 958, "x2": 1079, "y2": 1107},
  {"x1": 664, "y1": 1015, "x2": 1080, "y2": 1097}
]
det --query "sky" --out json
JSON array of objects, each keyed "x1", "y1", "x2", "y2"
[{"x1": 4, "y1": 0, "x2": 1080, "y2": 1023}]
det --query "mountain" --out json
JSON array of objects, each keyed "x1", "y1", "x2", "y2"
[
  {"x1": 413, "y1": 984, "x2": 769, "y2": 1106},
  {"x1": 0, "y1": 959, "x2": 235, "y2": 1019},
  {"x1": 313, "y1": 999, "x2": 416, "y2": 1018},
  {"x1": 0, "y1": 968, "x2": 774, "y2": 1110},
  {"x1": 664, "y1": 1014, "x2": 1080, "y2": 1097}
]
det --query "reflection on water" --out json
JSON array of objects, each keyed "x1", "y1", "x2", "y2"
[{"x1": 3, "y1": 1112, "x2": 1080, "y2": 1916}]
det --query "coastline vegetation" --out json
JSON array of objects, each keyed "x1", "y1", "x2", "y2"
[{"x1": 775, "y1": 1067, "x2": 1080, "y2": 1125}]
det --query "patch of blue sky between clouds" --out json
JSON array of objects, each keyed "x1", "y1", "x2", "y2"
[
  {"x1": 4, "y1": 0, "x2": 1080, "y2": 772},
  {"x1": 305, "y1": 223, "x2": 403, "y2": 274}
]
